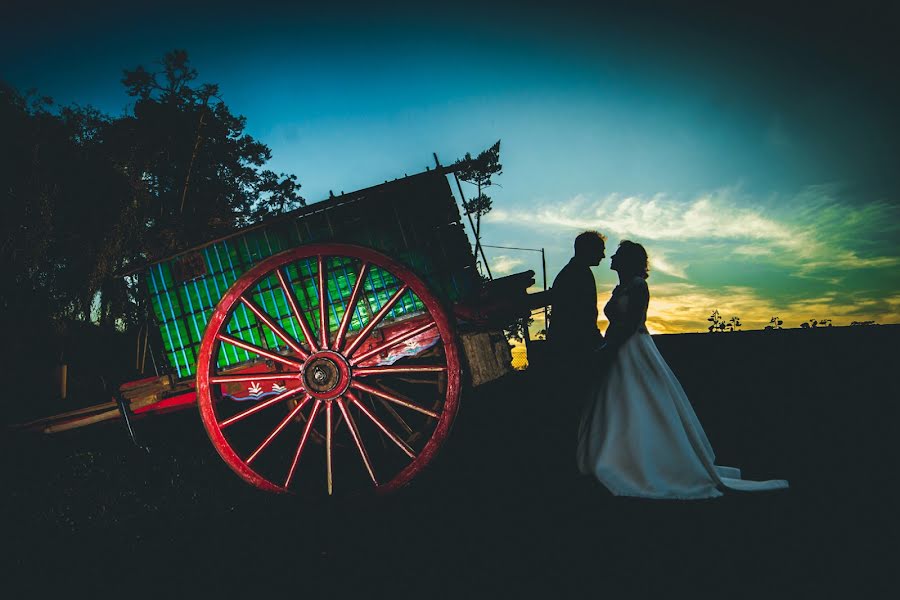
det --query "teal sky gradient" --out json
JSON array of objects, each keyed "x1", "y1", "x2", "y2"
[{"x1": 3, "y1": 1, "x2": 898, "y2": 331}]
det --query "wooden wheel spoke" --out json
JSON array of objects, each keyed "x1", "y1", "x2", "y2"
[
  {"x1": 350, "y1": 321, "x2": 438, "y2": 365},
  {"x1": 336, "y1": 396, "x2": 377, "y2": 484},
  {"x1": 217, "y1": 333, "x2": 304, "y2": 369},
  {"x1": 346, "y1": 390, "x2": 416, "y2": 459},
  {"x1": 246, "y1": 394, "x2": 312, "y2": 464},
  {"x1": 333, "y1": 409, "x2": 346, "y2": 435},
  {"x1": 240, "y1": 295, "x2": 309, "y2": 359},
  {"x1": 334, "y1": 262, "x2": 370, "y2": 351},
  {"x1": 325, "y1": 400, "x2": 334, "y2": 495},
  {"x1": 276, "y1": 268, "x2": 319, "y2": 353},
  {"x1": 343, "y1": 284, "x2": 410, "y2": 358},
  {"x1": 371, "y1": 380, "x2": 440, "y2": 424},
  {"x1": 391, "y1": 377, "x2": 442, "y2": 386},
  {"x1": 351, "y1": 379, "x2": 439, "y2": 418},
  {"x1": 353, "y1": 365, "x2": 446, "y2": 377},
  {"x1": 284, "y1": 399, "x2": 323, "y2": 488},
  {"x1": 210, "y1": 372, "x2": 300, "y2": 384},
  {"x1": 317, "y1": 255, "x2": 329, "y2": 350},
  {"x1": 219, "y1": 386, "x2": 306, "y2": 429},
  {"x1": 375, "y1": 397, "x2": 415, "y2": 436}
]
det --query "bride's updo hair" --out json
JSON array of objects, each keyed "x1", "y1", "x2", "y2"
[{"x1": 617, "y1": 240, "x2": 650, "y2": 279}]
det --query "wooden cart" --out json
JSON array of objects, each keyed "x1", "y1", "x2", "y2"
[{"x1": 20, "y1": 165, "x2": 539, "y2": 497}]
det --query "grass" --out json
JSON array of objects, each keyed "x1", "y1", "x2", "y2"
[{"x1": 3, "y1": 325, "x2": 898, "y2": 597}]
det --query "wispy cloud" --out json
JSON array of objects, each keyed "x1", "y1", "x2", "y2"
[
  {"x1": 488, "y1": 185, "x2": 900, "y2": 278},
  {"x1": 648, "y1": 249, "x2": 688, "y2": 279},
  {"x1": 733, "y1": 245, "x2": 773, "y2": 257},
  {"x1": 489, "y1": 255, "x2": 525, "y2": 275},
  {"x1": 499, "y1": 184, "x2": 899, "y2": 334},
  {"x1": 489, "y1": 189, "x2": 801, "y2": 247}
]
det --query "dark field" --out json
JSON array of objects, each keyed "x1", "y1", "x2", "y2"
[{"x1": 4, "y1": 325, "x2": 898, "y2": 598}]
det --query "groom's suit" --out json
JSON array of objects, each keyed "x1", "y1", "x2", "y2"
[
  {"x1": 543, "y1": 256, "x2": 604, "y2": 474},
  {"x1": 548, "y1": 256, "x2": 603, "y2": 356}
]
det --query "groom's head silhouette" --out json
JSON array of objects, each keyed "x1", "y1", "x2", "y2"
[{"x1": 574, "y1": 231, "x2": 607, "y2": 266}]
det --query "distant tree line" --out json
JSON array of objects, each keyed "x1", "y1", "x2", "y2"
[
  {"x1": 707, "y1": 310, "x2": 741, "y2": 333},
  {"x1": 800, "y1": 318, "x2": 832, "y2": 329},
  {"x1": 707, "y1": 311, "x2": 879, "y2": 332},
  {"x1": 1, "y1": 50, "x2": 303, "y2": 333}
]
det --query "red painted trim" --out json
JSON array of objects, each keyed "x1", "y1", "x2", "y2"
[{"x1": 132, "y1": 390, "x2": 198, "y2": 415}]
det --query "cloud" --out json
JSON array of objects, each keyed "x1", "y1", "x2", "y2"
[
  {"x1": 487, "y1": 185, "x2": 900, "y2": 278},
  {"x1": 495, "y1": 183, "x2": 899, "y2": 333},
  {"x1": 733, "y1": 245, "x2": 773, "y2": 257},
  {"x1": 648, "y1": 249, "x2": 687, "y2": 279},
  {"x1": 636, "y1": 283, "x2": 779, "y2": 334},
  {"x1": 801, "y1": 251, "x2": 900, "y2": 272},
  {"x1": 624, "y1": 282, "x2": 900, "y2": 334},
  {"x1": 488, "y1": 189, "x2": 800, "y2": 247},
  {"x1": 489, "y1": 255, "x2": 525, "y2": 275}
]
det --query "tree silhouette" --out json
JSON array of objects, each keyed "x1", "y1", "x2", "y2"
[
  {"x1": 1, "y1": 50, "x2": 303, "y2": 330},
  {"x1": 116, "y1": 50, "x2": 304, "y2": 258},
  {"x1": 801, "y1": 318, "x2": 832, "y2": 329},
  {"x1": 107, "y1": 51, "x2": 304, "y2": 325},
  {"x1": 707, "y1": 310, "x2": 742, "y2": 333},
  {"x1": 505, "y1": 315, "x2": 534, "y2": 343},
  {"x1": 765, "y1": 316, "x2": 784, "y2": 330},
  {"x1": 455, "y1": 140, "x2": 501, "y2": 275},
  {"x1": 0, "y1": 84, "x2": 130, "y2": 325}
]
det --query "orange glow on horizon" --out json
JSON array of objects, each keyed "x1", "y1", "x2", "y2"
[{"x1": 524, "y1": 287, "x2": 900, "y2": 338}]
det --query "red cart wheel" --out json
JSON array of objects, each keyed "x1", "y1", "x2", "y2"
[{"x1": 196, "y1": 244, "x2": 461, "y2": 496}]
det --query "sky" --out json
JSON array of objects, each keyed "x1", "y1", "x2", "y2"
[{"x1": 3, "y1": 0, "x2": 899, "y2": 334}]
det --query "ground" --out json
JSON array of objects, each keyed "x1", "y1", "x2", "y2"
[{"x1": 3, "y1": 326, "x2": 897, "y2": 598}]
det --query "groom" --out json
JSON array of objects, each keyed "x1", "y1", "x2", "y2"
[
  {"x1": 548, "y1": 230, "x2": 606, "y2": 363},
  {"x1": 545, "y1": 231, "x2": 606, "y2": 458}
]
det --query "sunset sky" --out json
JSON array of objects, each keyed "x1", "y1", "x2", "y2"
[{"x1": 3, "y1": 1, "x2": 898, "y2": 334}]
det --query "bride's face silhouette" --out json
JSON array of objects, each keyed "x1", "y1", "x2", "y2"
[{"x1": 610, "y1": 251, "x2": 619, "y2": 271}]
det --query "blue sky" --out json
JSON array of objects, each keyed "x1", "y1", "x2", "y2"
[{"x1": 3, "y1": 1, "x2": 898, "y2": 332}]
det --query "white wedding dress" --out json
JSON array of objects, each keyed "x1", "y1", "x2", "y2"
[{"x1": 576, "y1": 276, "x2": 789, "y2": 499}]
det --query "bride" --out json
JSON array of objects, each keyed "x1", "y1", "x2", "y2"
[{"x1": 575, "y1": 240, "x2": 789, "y2": 499}]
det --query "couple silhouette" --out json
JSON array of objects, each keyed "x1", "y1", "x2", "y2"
[{"x1": 547, "y1": 231, "x2": 788, "y2": 499}]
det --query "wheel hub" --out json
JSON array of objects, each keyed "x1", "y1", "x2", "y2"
[{"x1": 302, "y1": 351, "x2": 351, "y2": 399}]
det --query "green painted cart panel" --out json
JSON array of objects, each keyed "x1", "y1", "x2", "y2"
[{"x1": 142, "y1": 170, "x2": 477, "y2": 379}]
